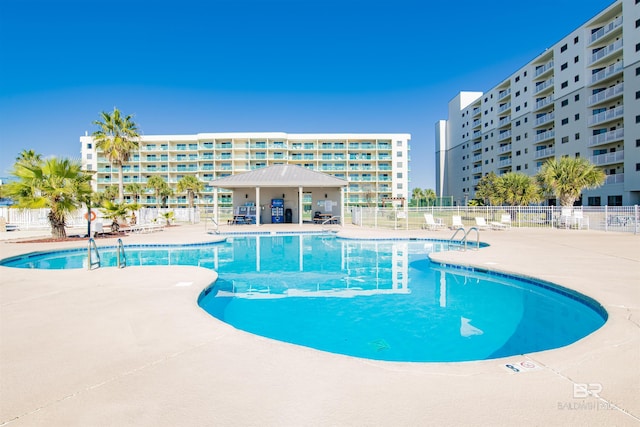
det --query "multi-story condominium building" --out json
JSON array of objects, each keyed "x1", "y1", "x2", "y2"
[
  {"x1": 436, "y1": 0, "x2": 639, "y2": 206},
  {"x1": 81, "y1": 132, "x2": 411, "y2": 208}
]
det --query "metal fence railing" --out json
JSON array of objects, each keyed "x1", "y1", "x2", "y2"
[
  {"x1": 349, "y1": 205, "x2": 639, "y2": 234},
  {"x1": 1, "y1": 205, "x2": 638, "y2": 234}
]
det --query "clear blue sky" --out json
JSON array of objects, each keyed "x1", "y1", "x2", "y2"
[{"x1": 0, "y1": 0, "x2": 612, "y2": 190}]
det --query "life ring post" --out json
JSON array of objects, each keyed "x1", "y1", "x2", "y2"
[{"x1": 84, "y1": 211, "x2": 97, "y2": 222}]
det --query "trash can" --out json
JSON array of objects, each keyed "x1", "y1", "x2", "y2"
[{"x1": 285, "y1": 208, "x2": 292, "y2": 223}]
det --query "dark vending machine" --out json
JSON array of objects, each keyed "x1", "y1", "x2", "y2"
[{"x1": 271, "y1": 198, "x2": 284, "y2": 223}]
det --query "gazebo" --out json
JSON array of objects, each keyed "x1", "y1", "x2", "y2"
[{"x1": 210, "y1": 165, "x2": 348, "y2": 226}]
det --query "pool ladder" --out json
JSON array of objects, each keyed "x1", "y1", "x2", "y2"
[
  {"x1": 87, "y1": 238, "x2": 101, "y2": 270},
  {"x1": 87, "y1": 238, "x2": 127, "y2": 270},
  {"x1": 116, "y1": 238, "x2": 127, "y2": 268},
  {"x1": 448, "y1": 227, "x2": 480, "y2": 251}
]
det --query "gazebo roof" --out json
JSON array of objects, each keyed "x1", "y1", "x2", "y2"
[{"x1": 210, "y1": 164, "x2": 348, "y2": 189}]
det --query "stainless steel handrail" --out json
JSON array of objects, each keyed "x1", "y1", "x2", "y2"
[
  {"x1": 116, "y1": 238, "x2": 127, "y2": 268},
  {"x1": 87, "y1": 238, "x2": 101, "y2": 270},
  {"x1": 448, "y1": 226, "x2": 480, "y2": 251}
]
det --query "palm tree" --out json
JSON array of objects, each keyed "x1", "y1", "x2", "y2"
[
  {"x1": 5, "y1": 156, "x2": 93, "y2": 238},
  {"x1": 423, "y1": 188, "x2": 436, "y2": 207},
  {"x1": 536, "y1": 157, "x2": 605, "y2": 207},
  {"x1": 15, "y1": 149, "x2": 42, "y2": 167},
  {"x1": 177, "y1": 176, "x2": 204, "y2": 222},
  {"x1": 146, "y1": 175, "x2": 173, "y2": 209},
  {"x1": 92, "y1": 108, "x2": 140, "y2": 202},
  {"x1": 475, "y1": 172, "x2": 501, "y2": 206},
  {"x1": 411, "y1": 187, "x2": 425, "y2": 207},
  {"x1": 99, "y1": 200, "x2": 132, "y2": 232},
  {"x1": 124, "y1": 182, "x2": 145, "y2": 204},
  {"x1": 495, "y1": 172, "x2": 542, "y2": 206}
]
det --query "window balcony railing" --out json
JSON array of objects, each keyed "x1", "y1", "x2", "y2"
[
  {"x1": 535, "y1": 111, "x2": 555, "y2": 126},
  {"x1": 588, "y1": 128, "x2": 624, "y2": 147},
  {"x1": 498, "y1": 102, "x2": 511, "y2": 113},
  {"x1": 498, "y1": 144, "x2": 512, "y2": 153},
  {"x1": 587, "y1": 82, "x2": 624, "y2": 107},
  {"x1": 534, "y1": 130, "x2": 555, "y2": 143},
  {"x1": 605, "y1": 173, "x2": 624, "y2": 185},
  {"x1": 498, "y1": 88, "x2": 511, "y2": 100},
  {"x1": 498, "y1": 130, "x2": 512, "y2": 141},
  {"x1": 534, "y1": 147, "x2": 555, "y2": 159},
  {"x1": 589, "y1": 39, "x2": 623, "y2": 66},
  {"x1": 534, "y1": 78, "x2": 554, "y2": 95},
  {"x1": 590, "y1": 61, "x2": 623, "y2": 85},
  {"x1": 590, "y1": 150, "x2": 624, "y2": 166},
  {"x1": 534, "y1": 95, "x2": 554, "y2": 110},
  {"x1": 534, "y1": 60, "x2": 554, "y2": 78},
  {"x1": 498, "y1": 158, "x2": 512, "y2": 167},
  {"x1": 588, "y1": 106, "x2": 624, "y2": 126},
  {"x1": 589, "y1": 16, "x2": 623, "y2": 45}
]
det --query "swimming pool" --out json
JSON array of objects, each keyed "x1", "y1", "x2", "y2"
[{"x1": 1, "y1": 234, "x2": 607, "y2": 362}]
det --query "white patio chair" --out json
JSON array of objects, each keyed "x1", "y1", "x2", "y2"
[
  {"x1": 450, "y1": 215, "x2": 464, "y2": 230},
  {"x1": 474, "y1": 217, "x2": 490, "y2": 230},
  {"x1": 490, "y1": 214, "x2": 511, "y2": 230},
  {"x1": 423, "y1": 213, "x2": 446, "y2": 230}
]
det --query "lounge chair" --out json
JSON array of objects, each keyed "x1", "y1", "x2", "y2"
[
  {"x1": 423, "y1": 213, "x2": 445, "y2": 230},
  {"x1": 450, "y1": 215, "x2": 464, "y2": 229},
  {"x1": 474, "y1": 217, "x2": 490, "y2": 230},
  {"x1": 490, "y1": 214, "x2": 511, "y2": 230}
]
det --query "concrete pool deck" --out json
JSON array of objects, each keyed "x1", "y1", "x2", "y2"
[{"x1": 0, "y1": 224, "x2": 638, "y2": 426}]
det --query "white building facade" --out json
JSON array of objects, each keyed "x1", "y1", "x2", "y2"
[
  {"x1": 81, "y1": 132, "x2": 411, "y2": 208},
  {"x1": 436, "y1": 0, "x2": 640, "y2": 206}
]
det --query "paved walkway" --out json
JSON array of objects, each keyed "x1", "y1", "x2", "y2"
[{"x1": 0, "y1": 224, "x2": 638, "y2": 426}]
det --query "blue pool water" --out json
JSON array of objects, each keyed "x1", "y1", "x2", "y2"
[{"x1": 1, "y1": 234, "x2": 606, "y2": 362}]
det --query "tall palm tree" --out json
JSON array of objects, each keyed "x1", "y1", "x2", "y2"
[
  {"x1": 177, "y1": 176, "x2": 204, "y2": 222},
  {"x1": 496, "y1": 172, "x2": 542, "y2": 206},
  {"x1": 423, "y1": 188, "x2": 436, "y2": 207},
  {"x1": 536, "y1": 157, "x2": 605, "y2": 207},
  {"x1": 92, "y1": 108, "x2": 140, "y2": 203},
  {"x1": 146, "y1": 175, "x2": 173, "y2": 209},
  {"x1": 124, "y1": 182, "x2": 145, "y2": 204},
  {"x1": 475, "y1": 172, "x2": 501, "y2": 206},
  {"x1": 15, "y1": 149, "x2": 42, "y2": 167},
  {"x1": 5, "y1": 156, "x2": 93, "y2": 238},
  {"x1": 411, "y1": 187, "x2": 425, "y2": 207}
]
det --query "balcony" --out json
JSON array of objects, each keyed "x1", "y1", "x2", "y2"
[
  {"x1": 587, "y1": 82, "x2": 624, "y2": 107},
  {"x1": 472, "y1": 130, "x2": 482, "y2": 139},
  {"x1": 534, "y1": 78, "x2": 554, "y2": 95},
  {"x1": 535, "y1": 147, "x2": 555, "y2": 159},
  {"x1": 498, "y1": 158, "x2": 512, "y2": 168},
  {"x1": 588, "y1": 106, "x2": 624, "y2": 126},
  {"x1": 589, "y1": 61, "x2": 623, "y2": 86},
  {"x1": 472, "y1": 107, "x2": 481, "y2": 117},
  {"x1": 534, "y1": 130, "x2": 555, "y2": 143},
  {"x1": 589, "y1": 39, "x2": 623, "y2": 66},
  {"x1": 605, "y1": 173, "x2": 624, "y2": 185},
  {"x1": 590, "y1": 150, "x2": 624, "y2": 166},
  {"x1": 534, "y1": 60, "x2": 554, "y2": 78},
  {"x1": 497, "y1": 102, "x2": 511, "y2": 114},
  {"x1": 534, "y1": 95, "x2": 554, "y2": 111},
  {"x1": 588, "y1": 127, "x2": 624, "y2": 147},
  {"x1": 498, "y1": 88, "x2": 511, "y2": 101},
  {"x1": 498, "y1": 130, "x2": 512, "y2": 141},
  {"x1": 534, "y1": 112, "x2": 555, "y2": 127},
  {"x1": 498, "y1": 116, "x2": 511, "y2": 127},
  {"x1": 589, "y1": 16, "x2": 623, "y2": 46},
  {"x1": 498, "y1": 144, "x2": 512, "y2": 154},
  {"x1": 472, "y1": 119, "x2": 481, "y2": 128}
]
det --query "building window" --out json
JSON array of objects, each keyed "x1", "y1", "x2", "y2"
[
  {"x1": 574, "y1": 36, "x2": 579, "y2": 44},
  {"x1": 574, "y1": 113, "x2": 580, "y2": 121},
  {"x1": 607, "y1": 195, "x2": 622, "y2": 206},
  {"x1": 575, "y1": 133, "x2": 580, "y2": 140},
  {"x1": 561, "y1": 81, "x2": 568, "y2": 89},
  {"x1": 561, "y1": 62, "x2": 568, "y2": 71},
  {"x1": 636, "y1": 90, "x2": 640, "y2": 99},
  {"x1": 636, "y1": 163, "x2": 640, "y2": 172},
  {"x1": 587, "y1": 196, "x2": 601, "y2": 206},
  {"x1": 561, "y1": 99, "x2": 569, "y2": 107},
  {"x1": 562, "y1": 136, "x2": 569, "y2": 143},
  {"x1": 636, "y1": 43, "x2": 640, "y2": 52},
  {"x1": 397, "y1": 173, "x2": 403, "y2": 179},
  {"x1": 574, "y1": 94, "x2": 580, "y2": 101},
  {"x1": 86, "y1": 153, "x2": 92, "y2": 160},
  {"x1": 396, "y1": 140, "x2": 403, "y2": 147},
  {"x1": 574, "y1": 56, "x2": 579, "y2": 63},
  {"x1": 562, "y1": 118, "x2": 569, "y2": 125},
  {"x1": 560, "y1": 44, "x2": 568, "y2": 52},
  {"x1": 574, "y1": 75, "x2": 579, "y2": 82}
]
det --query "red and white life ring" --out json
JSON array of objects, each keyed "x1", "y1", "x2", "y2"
[{"x1": 84, "y1": 211, "x2": 97, "y2": 222}]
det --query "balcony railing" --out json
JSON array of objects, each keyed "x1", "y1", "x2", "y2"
[
  {"x1": 535, "y1": 95, "x2": 554, "y2": 110},
  {"x1": 497, "y1": 102, "x2": 511, "y2": 113},
  {"x1": 535, "y1": 112, "x2": 555, "y2": 126},
  {"x1": 498, "y1": 144, "x2": 512, "y2": 153},
  {"x1": 587, "y1": 83, "x2": 624, "y2": 107},
  {"x1": 588, "y1": 128, "x2": 624, "y2": 147},
  {"x1": 605, "y1": 173, "x2": 624, "y2": 185},
  {"x1": 498, "y1": 88, "x2": 511, "y2": 100},
  {"x1": 589, "y1": 16, "x2": 623, "y2": 45},
  {"x1": 534, "y1": 147, "x2": 555, "y2": 159},
  {"x1": 498, "y1": 158, "x2": 512, "y2": 167},
  {"x1": 589, "y1": 39, "x2": 623, "y2": 65},
  {"x1": 590, "y1": 61, "x2": 623, "y2": 85},
  {"x1": 590, "y1": 150, "x2": 624, "y2": 166},
  {"x1": 534, "y1": 130, "x2": 555, "y2": 143},
  {"x1": 588, "y1": 106, "x2": 624, "y2": 126},
  {"x1": 498, "y1": 130, "x2": 512, "y2": 141},
  {"x1": 534, "y1": 78, "x2": 554, "y2": 95},
  {"x1": 534, "y1": 60, "x2": 554, "y2": 77}
]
